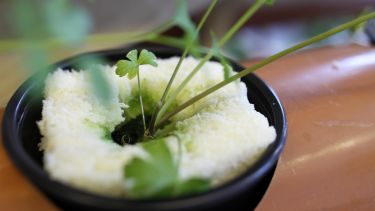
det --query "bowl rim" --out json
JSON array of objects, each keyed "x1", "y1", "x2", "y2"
[{"x1": 2, "y1": 46, "x2": 287, "y2": 210}]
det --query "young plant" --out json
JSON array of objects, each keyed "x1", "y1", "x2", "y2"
[
  {"x1": 148, "y1": 0, "x2": 219, "y2": 134},
  {"x1": 124, "y1": 139, "x2": 210, "y2": 198},
  {"x1": 115, "y1": 49, "x2": 158, "y2": 132},
  {"x1": 154, "y1": 0, "x2": 275, "y2": 128},
  {"x1": 7, "y1": 0, "x2": 374, "y2": 199},
  {"x1": 118, "y1": 1, "x2": 375, "y2": 198},
  {"x1": 154, "y1": 12, "x2": 375, "y2": 128}
]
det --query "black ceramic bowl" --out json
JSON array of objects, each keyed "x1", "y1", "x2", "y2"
[{"x1": 2, "y1": 46, "x2": 287, "y2": 211}]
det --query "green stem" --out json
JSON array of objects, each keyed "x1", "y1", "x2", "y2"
[
  {"x1": 154, "y1": 51, "x2": 213, "y2": 125},
  {"x1": 217, "y1": 0, "x2": 265, "y2": 47},
  {"x1": 154, "y1": 12, "x2": 375, "y2": 129},
  {"x1": 137, "y1": 72, "x2": 147, "y2": 133},
  {"x1": 148, "y1": 0, "x2": 218, "y2": 135},
  {"x1": 154, "y1": 0, "x2": 266, "y2": 126},
  {"x1": 160, "y1": 0, "x2": 218, "y2": 104}
]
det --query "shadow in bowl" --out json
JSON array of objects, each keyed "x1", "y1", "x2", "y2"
[{"x1": 2, "y1": 45, "x2": 287, "y2": 211}]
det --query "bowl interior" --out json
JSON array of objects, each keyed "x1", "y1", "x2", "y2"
[{"x1": 2, "y1": 46, "x2": 287, "y2": 211}]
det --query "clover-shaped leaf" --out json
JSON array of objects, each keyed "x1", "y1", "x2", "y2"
[
  {"x1": 115, "y1": 49, "x2": 158, "y2": 79},
  {"x1": 116, "y1": 60, "x2": 139, "y2": 79},
  {"x1": 127, "y1": 49, "x2": 139, "y2": 62},
  {"x1": 138, "y1": 49, "x2": 158, "y2": 67}
]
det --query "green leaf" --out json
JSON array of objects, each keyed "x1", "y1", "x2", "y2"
[
  {"x1": 174, "y1": 0, "x2": 196, "y2": 34},
  {"x1": 174, "y1": 0, "x2": 201, "y2": 57},
  {"x1": 126, "y1": 49, "x2": 138, "y2": 62},
  {"x1": 11, "y1": 0, "x2": 46, "y2": 39},
  {"x1": 44, "y1": 0, "x2": 91, "y2": 45},
  {"x1": 77, "y1": 55, "x2": 112, "y2": 103},
  {"x1": 127, "y1": 64, "x2": 139, "y2": 79},
  {"x1": 88, "y1": 68, "x2": 112, "y2": 102},
  {"x1": 115, "y1": 60, "x2": 138, "y2": 79},
  {"x1": 115, "y1": 49, "x2": 159, "y2": 79},
  {"x1": 174, "y1": 178, "x2": 211, "y2": 196},
  {"x1": 124, "y1": 140, "x2": 178, "y2": 198},
  {"x1": 24, "y1": 47, "x2": 48, "y2": 73},
  {"x1": 124, "y1": 139, "x2": 211, "y2": 198},
  {"x1": 115, "y1": 60, "x2": 129, "y2": 76},
  {"x1": 138, "y1": 49, "x2": 158, "y2": 67}
]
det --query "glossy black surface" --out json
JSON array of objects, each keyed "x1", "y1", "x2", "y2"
[{"x1": 2, "y1": 46, "x2": 287, "y2": 211}]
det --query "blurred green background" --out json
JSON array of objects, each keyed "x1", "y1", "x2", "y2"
[{"x1": 0, "y1": 0, "x2": 373, "y2": 106}]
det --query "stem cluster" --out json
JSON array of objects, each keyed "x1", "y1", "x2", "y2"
[{"x1": 145, "y1": 3, "x2": 375, "y2": 137}]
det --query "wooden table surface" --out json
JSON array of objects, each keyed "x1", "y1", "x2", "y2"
[{"x1": 1, "y1": 44, "x2": 375, "y2": 210}]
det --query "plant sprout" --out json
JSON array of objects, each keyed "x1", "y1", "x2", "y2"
[
  {"x1": 116, "y1": 49, "x2": 158, "y2": 132},
  {"x1": 112, "y1": 1, "x2": 375, "y2": 197},
  {"x1": 154, "y1": 0, "x2": 274, "y2": 129},
  {"x1": 3, "y1": 0, "x2": 375, "y2": 198}
]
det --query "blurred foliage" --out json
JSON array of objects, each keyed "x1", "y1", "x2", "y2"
[
  {"x1": 11, "y1": 0, "x2": 91, "y2": 43},
  {"x1": 4, "y1": 0, "x2": 374, "y2": 99},
  {"x1": 44, "y1": 0, "x2": 91, "y2": 45},
  {"x1": 3, "y1": 0, "x2": 204, "y2": 102},
  {"x1": 10, "y1": 0, "x2": 92, "y2": 71},
  {"x1": 173, "y1": 0, "x2": 200, "y2": 57}
]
